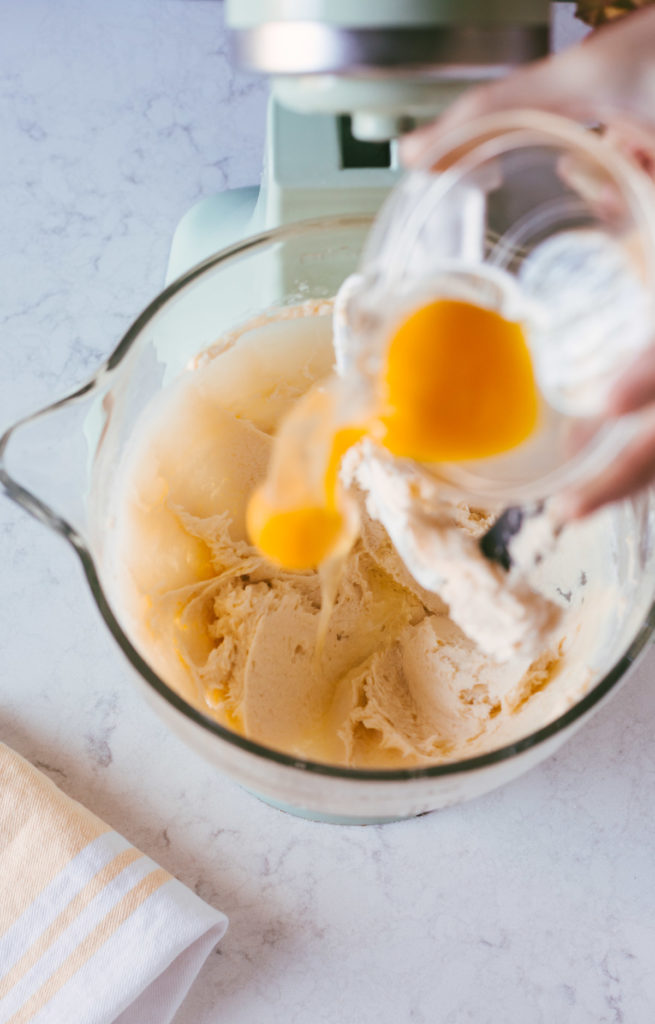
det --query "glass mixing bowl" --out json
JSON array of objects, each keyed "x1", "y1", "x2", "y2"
[
  {"x1": 2, "y1": 215, "x2": 655, "y2": 825},
  {"x1": 346, "y1": 111, "x2": 655, "y2": 505}
]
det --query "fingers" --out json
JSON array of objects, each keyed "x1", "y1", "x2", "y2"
[
  {"x1": 557, "y1": 408, "x2": 655, "y2": 519},
  {"x1": 554, "y1": 119, "x2": 655, "y2": 227},
  {"x1": 606, "y1": 344, "x2": 655, "y2": 416},
  {"x1": 558, "y1": 348, "x2": 655, "y2": 519},
  {"x1": 401, "y1": 5, "x2": 655, "y2": 168},
  {"x1": 399, "y1": 48, "x2": 602, "y2": 167},
  {"x1": 399, "y1": 91, "x2": 484, "y2": 165}
]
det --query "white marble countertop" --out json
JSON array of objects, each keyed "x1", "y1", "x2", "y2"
[{"x1": 2, "y1": 2, "x2": 655, "y2": 1021}]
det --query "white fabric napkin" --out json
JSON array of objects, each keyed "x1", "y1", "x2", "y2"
[{"x1": 0, "y1": 743, "x2": 228, "y2": 1024}]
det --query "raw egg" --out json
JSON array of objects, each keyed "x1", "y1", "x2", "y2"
[
  {"x1": 381, "y1": 299, "x2": 538, "y2": 461},
  {"x1": 247, "y1": 297, "x2": 539, "y2": 571},
  {"x1": 246, "y1": 386, "x2": 363, "y2": 571}
]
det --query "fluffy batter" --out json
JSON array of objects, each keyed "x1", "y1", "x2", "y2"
[{"x1": 112, "y1": 303, "x2": 598, "y2": 768}]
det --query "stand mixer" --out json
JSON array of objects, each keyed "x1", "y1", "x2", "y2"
[{"x1": 166, "y1": 1, "x2": 588, "y2": 282}]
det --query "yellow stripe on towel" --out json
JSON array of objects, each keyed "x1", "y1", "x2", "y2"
[
  {"x1": 6, "y1": 868, "x2": 169, "y2": 1024},
  {"x1": 0, "y1": 847, "x2": 144, "y2": 999},
  {"x1": 0, "y1": 749, "x2": 110, "y2": 934}
]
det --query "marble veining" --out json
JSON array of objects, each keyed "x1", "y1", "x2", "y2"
[{"x1": 1, "y1": 2, "x2": 655, "y2": 1022}]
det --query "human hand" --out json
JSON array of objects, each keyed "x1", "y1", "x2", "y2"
[
  {"x1": 400, "y1": 7, "x2": 655, "y2": 168},
  {"x1": 399, "y1": 7, "x2": 655, "y2": 518},
  {"x1": 554, "y1": 348, "x2": 655, "y2": 519}
]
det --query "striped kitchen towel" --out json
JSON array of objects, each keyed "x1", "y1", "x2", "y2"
[{"x1": 0, "y1": 743, "x2": 228, "y2": 1024}]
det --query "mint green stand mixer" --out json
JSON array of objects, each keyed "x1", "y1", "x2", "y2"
[{"x1": 166, "y1": 0, "x2": 563, "y2": 283}]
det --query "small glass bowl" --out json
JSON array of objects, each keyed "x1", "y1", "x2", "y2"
[{"x1": 342, "y1": 110, "x2": 655, "y2": 505}]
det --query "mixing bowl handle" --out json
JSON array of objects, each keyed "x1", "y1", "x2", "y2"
[{"x1": 0, "y1": 378, "x2": 105, "y2": 550}]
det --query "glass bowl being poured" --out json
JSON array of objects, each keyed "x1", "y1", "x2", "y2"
[{"x1": 337, "y1": 110, "x2": 655, "y2": 506}]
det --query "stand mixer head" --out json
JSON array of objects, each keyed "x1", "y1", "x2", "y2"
[{"x1": 226, "y1": 0, "x2": 552, "y2": 141}]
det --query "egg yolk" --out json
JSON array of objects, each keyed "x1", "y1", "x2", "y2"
[
  {"x1": 381, "y1": 299, "x2": 538, "y2": 461},
  {"x1": 247, "y1": 298, "x2": 538, "y2": 571},
  {"x1": 246, "y1": 497, "x2": 345, "y2": 572},
  {"x1": 246, "y1": 385, "x2": 365, "y2": 571}
]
